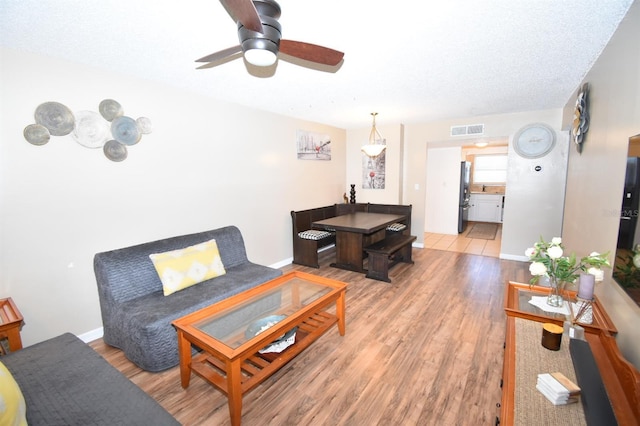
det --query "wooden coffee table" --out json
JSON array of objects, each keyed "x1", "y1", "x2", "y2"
[{"x1": 172, "y1": 271, "x2": 347, "y2": 426}]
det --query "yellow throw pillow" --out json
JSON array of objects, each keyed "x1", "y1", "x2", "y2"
[
  {"x1": 149, "y1": 239, "x2": 227, "y2": 296},
  {"x1": 0, "y1": 361, "x2": 27, "y2": 426}
]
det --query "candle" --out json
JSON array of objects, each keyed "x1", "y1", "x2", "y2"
[
  {"x1": 578, "y1": 273, "x2": 595, "y2": 300},
  {"x1": 541, "y1": 323, "x2": 563, "y2": 351}
]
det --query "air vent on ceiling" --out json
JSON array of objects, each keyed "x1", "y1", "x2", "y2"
[{"x1": 450, "y1": 124, "x2": 485, "y2": 137}]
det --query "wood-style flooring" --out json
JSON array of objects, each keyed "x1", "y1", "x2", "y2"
[{"x1": 90, "y1": 242, "x2": 528, "y2": 426}]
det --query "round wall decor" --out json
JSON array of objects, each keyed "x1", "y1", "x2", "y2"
[
  {"x1": 34, "y1": 101, "x2": 75, "y2": 136},
  {"x1": 513, "y1": 123, "x2": 556, "y2": 159}
]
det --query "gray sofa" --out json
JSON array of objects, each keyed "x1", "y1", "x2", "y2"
[
  {"x1": 94, "y1": 225, "x2": 282, "y2": 372},
  {"x1": 2, "y1": 333, "x2": 178, "y2": 425}
]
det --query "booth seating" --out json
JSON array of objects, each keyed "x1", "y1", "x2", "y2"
[
  {"x1": 291, "y1": 205, "x2": 337, "y2": 268},
  {"x1": 291, "y1": 203, "x2": 412, "y2": 268},
  {"x1": 335, "y1": 203, "x2": 369, "y2": 215},
  {"x1": 367, "y1": 203, "x2": 412, "y2": 235}
]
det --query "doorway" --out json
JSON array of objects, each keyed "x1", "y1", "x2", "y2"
[{"x1": 424, "y1": 138, "x2": 509, "y2": 236}]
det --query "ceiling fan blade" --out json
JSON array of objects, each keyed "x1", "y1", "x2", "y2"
[
  {"x1": 196, "y1": 56, "x2": 243, "y2": 70},
  {"x1": 195, "y1": 45, "x2": 243, "y2": 63},
  {"x1": 279, "y1": 40, "x2": 344, "y2": 66},
  {"x1": 219, "y1": 0, "x2": 264, "y2": 33}
]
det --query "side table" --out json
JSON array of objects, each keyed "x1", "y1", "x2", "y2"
[
  {"x1": 0, "y1": 297, "x2": 24, "y2": 353},
  {"x1": 503, "y1": 281, "x2": 616, "y2": 334},
  {"x1": 500, "y1": 282, "x2": 640, "y2": 425}
]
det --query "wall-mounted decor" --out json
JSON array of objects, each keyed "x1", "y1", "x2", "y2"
[
  {"x1": 513, "y1": 123, "x2": 556, "y2": 159},
  {"x1": 296, "y1": 130, "x2": 331, "y2": 160},
  {"x1": 571, "y1": 82, "x2": 590, "y2": 153},
  {"x1": 362, "y1": 152, "x2": 385, "y2": 189},
  {"x1": 23, "y1": 99, "x2": 152, "y2": 162}
]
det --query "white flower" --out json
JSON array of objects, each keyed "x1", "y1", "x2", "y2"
[
  {"x1": 529, "y1": 262, "x2": 547, "y2": 276},
  {"x1": 547, "y1": 245, "x2": 564, "y2": 259},
  {"x1": 525, "y1": 247, "x2": 536, "y2": 258},
  {"x1": 551, "y1": 237, "x2": 562, "y2": 245},
  {"x1": 587, "y1": 267, "x2": 605, "y2": 282}
]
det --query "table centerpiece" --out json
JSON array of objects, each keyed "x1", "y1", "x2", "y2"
[{"x1": 525, "y1": 237, "x2": 610, "y2": 307}]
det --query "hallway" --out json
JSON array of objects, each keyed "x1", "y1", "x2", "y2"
[{"x1": 424, "y1": 222, "x2": 502, "y2": 258}]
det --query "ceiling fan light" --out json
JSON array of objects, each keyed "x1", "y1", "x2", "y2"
[{"x1": 244, "y1": 48, "x2": 278, "y2": 66}]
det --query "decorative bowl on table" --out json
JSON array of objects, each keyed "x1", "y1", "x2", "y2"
[{"x1": 245, "y1": 315, "x2": 297, "y2": 354}]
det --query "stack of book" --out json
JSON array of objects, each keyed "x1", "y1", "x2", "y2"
[{"x1": 536, "y1": 372, "x2": 581, "y2": 405}]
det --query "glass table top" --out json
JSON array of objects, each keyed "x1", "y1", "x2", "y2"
[
  {"x1": 193, "y1": 277, "x2": 332, "y2": 349},
  {"x1": 515, "y1": 288, "x2": 571, "y2": 321}
]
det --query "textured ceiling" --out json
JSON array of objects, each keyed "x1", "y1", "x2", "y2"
[{"x1": 0, "y1": 0, "x2": 634, "y2": 129}]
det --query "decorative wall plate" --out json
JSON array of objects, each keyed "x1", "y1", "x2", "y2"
[
  {"x1": 103, "y1": 140, "x2": 128, "y2": 162},
  {"x1": 136, "y1": 117, "x2": 153, "y2": 134},
  {"x1": 34, "y1": 102, "x2": 75, "y2": 136},
  {"x1": 72, "y1": 110, "x2": 110, "y2": 148},
  {"x1": 111, "y1": 116, "x2": 141, "y2": 145},
  {"x1": 99, "y1": 99, "x2": 124, "y2": 122},
  {"x1": 23, "y1": 123, "x2": 51, "y2": 146},
  {"x1": 513, "y1": 123, "x2": 556, "y2": 158}
]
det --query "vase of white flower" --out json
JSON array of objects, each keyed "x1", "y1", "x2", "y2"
[
  {"x1": 525, "y1": 237, "x2": 610, "y2": 308},
  {"x1": 547, "y1": 276, "x2": 564, "y2": 307}
]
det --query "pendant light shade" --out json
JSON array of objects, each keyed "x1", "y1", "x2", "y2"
[{"x1": 361, "y1": 113, "x2": 386, "y2": 157}]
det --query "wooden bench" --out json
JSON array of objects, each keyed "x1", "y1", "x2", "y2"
[
  {"x1": 364, "y1": 234, "x2": 417, "y2": 282},
  {"x1": 291, "y1": 205, "x2": 337, "y2": 268}
]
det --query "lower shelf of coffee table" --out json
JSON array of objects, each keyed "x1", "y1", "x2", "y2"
[{"x1": 191, "y1": 310, "x2": 337, "y2": 395}]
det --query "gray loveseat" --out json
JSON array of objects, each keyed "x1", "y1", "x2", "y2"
[
  {"x1": 2, "y1": 333, "x2": 178, "y2": 425},
  {"x1": 94, "y1": 225, "x2": 282, "y2": 371}
]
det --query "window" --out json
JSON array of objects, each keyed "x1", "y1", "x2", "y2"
[{"x1": 473, "y1": 154, "x2": 508, "y2": 184}]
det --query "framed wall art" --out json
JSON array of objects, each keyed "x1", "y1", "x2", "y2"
[{"x1": 296, "y1": 130, "x2": 331, "y2": 160}]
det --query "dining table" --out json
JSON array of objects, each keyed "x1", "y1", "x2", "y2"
[{"x1": 312, "y1": 212, "x2": 406, "y2": 273}]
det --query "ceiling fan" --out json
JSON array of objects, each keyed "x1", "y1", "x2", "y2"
[{"x1": 195, "y1": 0, "x2": 344, "y2": 71}]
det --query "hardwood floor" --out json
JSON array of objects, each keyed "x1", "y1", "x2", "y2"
[
  {"x1": 90, "y1": 243, "x2": 528, "y2": 426},
  {"x1": 425, "y1": 222, "x2": 502, "y2": 258}
]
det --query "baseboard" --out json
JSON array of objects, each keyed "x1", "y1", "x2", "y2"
[
  {"x1": 78, "y1": 327, "x2": 103, "y2": 343},
  {"x1": 500, "y1": 253, "x2": 528, "y2": 261}
]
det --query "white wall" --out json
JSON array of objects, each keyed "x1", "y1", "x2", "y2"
[
  {"x1": 560, "y1": 0, "x2": 640, "y2": 367},
  {"x1": 501, "y1": 128, "x2": 569, "y2": 259},
  {"x1": 346, "y1": 124, "x2": 404, "y2": 204},
  {"x1": 404, "y1": 108, "x2": 565, "y2": 259},
  {"x1": 425, "y1": 146, "x2": 462, "y2": 234},
  {"x1": 0, "y1": 48, "x2": 346, "y2": 346}
]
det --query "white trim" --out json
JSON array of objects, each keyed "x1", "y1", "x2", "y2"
[
  {"x1": 500, "y1": 253, "x2": 528, "y2": 261},
  {"x1": 78, "y1": 326, "x2": 103, "y2": 343},
  {"x1": 270, "y1": 258, "x2": 293, "y2": 269}
]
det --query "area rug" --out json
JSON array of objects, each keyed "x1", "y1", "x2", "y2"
[{"x1": 467, "y1": 223, "x2": 498, "y2": 240}]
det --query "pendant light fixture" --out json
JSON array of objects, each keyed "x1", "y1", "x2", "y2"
[{"x1": 361, "y1": 112, "x2": 386, "y2": 157}]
